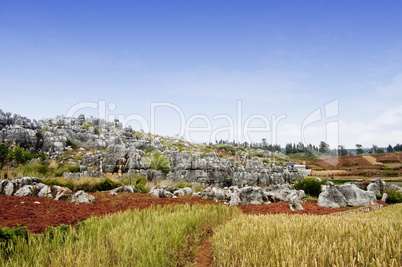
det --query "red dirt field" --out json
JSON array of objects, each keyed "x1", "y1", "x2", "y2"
[{"x1": 0, "y1": 193, "x2": 367, "y2": 234}]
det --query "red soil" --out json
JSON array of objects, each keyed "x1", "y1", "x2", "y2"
[
  {"x1": 0, "y1": 193, "x2": 363, "y2": 234},
  {"x1": 0, "y1": 193, "x2": 220, "y2": 233},
  {"x1": 192, "y1": 237, "x2": 213, "y2": 267}
]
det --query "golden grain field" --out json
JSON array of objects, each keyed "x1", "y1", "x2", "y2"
[{"x1": 212, "y1": 204, "x2": 402, "y2": 266}]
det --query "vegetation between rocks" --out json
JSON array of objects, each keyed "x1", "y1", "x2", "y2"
[{"x1": 292, "y1": 177, "x2": 322, "y2": 197}]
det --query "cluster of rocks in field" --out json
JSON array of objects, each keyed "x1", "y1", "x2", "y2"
[
  {"x1": 149, "y1": 186, "x2": 194, "y2": 198},
  {"x1": 0, "y1": 177, "x2": 95, "y2": 204},
  {"x1": 0, "y1": 110, "x2": 305, "y2": 187},
  {"x1": 148, "y1": 183, "x2": 305, "y2": 210},
  {"x1": 317, "y1": 178, "x2": 391, "y2": 208}
]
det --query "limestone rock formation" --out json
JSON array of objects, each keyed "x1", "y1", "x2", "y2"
[{"x1": 318, "y1": 182, "x2": 376, "y2": 208}]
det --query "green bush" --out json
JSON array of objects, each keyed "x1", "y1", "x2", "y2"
[
  {"x1": 151, "y1": 152, "x2": 171, "y2": 175},
  {"x1": 293, "y1": 177, "x2": 322, "y2": 198},
  {"x1": 53, "y1": 165, "x2": 80, "y2": 177},
  {"x1": 82, "y1": 123, "x2": 99, "y2": 135},
  {"x1": 385, "y1": 188, "x2": 402, "y2": 203},
  {"x1": 8, "y1": 146, "x2": 32, "y2": 164},
  {"x1": 14, "y1": 162, "x2": 50, "y2": 178},
  {"x1": 94, "y1": 177, "x2": 121, "y2": 191},
  {"x1": 119, "y1": 174, "x2": 148, "y2": 193},
  {"x1": 176, "y1": 180, "x2": 190, "y2": 188},
  {"x1": 66, "y1": 139, "x2": 77, "y2": 149}
]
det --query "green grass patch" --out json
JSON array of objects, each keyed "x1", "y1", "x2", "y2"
[
  {"x1": 42, "y1": 177, "x2": 121, "y2": 192},
  {"x1": 53, "y1": 164, "x2": 80, "y2": 177},
  {"x1": 119, "y1": 174, "x2": 149, "y2": 193}
]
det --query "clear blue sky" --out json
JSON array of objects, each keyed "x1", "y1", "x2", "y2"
[{"x1": 1, "y1": 1, "x2": 402, "y2": 148}]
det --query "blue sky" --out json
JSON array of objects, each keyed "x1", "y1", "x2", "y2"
[{"x1": 1, "y1": 1, "x2": 402, "y2": 148}]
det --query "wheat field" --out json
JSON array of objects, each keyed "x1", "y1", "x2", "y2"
[{"x1": 212, "y1": 204, "x2": 402, "y2": 266}]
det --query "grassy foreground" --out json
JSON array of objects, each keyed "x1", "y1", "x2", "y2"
[
  {"x1": 212, "y1": 204, "x2": 402, "y2": 266},
  {"x1": 0, "y1": 204, "x2": 240, "y2": 267}
]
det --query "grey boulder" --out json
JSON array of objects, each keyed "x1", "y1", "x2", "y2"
[
  {"x1": 14, "y1": 185, "x2": 34, "y2": 197},
  {"x1": 71, "y1": 190, "x2": 95, "y2": 203},
  {"x1": 317, "y1": 182, "x2": 347, "y2": 208}
]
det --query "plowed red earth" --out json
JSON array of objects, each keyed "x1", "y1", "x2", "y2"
[{"x1": 0, "y1": 192, "x2": 359, "y2": 233}]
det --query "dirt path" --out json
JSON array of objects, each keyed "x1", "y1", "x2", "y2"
[{"x1": 191, "y1": 237, "x2": 213, "y2": 267}]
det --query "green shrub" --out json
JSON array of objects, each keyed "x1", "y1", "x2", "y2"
[
  {"x1": 386, "y1": 188, "x2": 402, "y2": 203},
  {"x1": 82, "y1": 123, "x2": 99, "y2": 135},
  {"x1": 8, "y1": 146, "x2": 32, "y2": 164},
  {"x1": 53, "y1": 164, "x2": 80, "y2": 177},
  {"x1": 293, "y1": 177, "x2": 322, "y2": 197},
  {"x1": 176, "y1": 180, "x2": 189, "y2": 188},
  {"x1": 43, "y1": 177, "x2": 104, "y2": 192},
  {"x1": 94, "y1": 177, "x2": 121, "y2": 191},
  {"x1": 151, "y1": 152, "x2": 171, "y2": 175},
  {"x1": 14, "y1": 162, "x2": 50, "y2": 178},
  {"x1": 119, "y1": 174, "x2": 148, "y2": 193},
  {"x1": 66, "y1": 139, "x2": 77, "y2": 149}
]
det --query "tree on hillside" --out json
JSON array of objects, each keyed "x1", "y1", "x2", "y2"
[
  {"x1": 338, "y1": 145, "x2": 348, "y2": 156},
  {"x1": 370, "y1": 144, "x2": 379, "y2": 154},
  {"x1": 355, "y1": 144, "x2": 364, "y2": 155},
  {"x1": 319, "y1": 141, "x2": 329, "y2": 154},
  {"x1": 297, "y1": 142, "x2": 305, "y2": 153},
  {"x1": 285, "y1": 143, "x2": 293, "y2": 154},
  {"x1": 387, "y1": 144, "x2": 394, "y2": 153}
]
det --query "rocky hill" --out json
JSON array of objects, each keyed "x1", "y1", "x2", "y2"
[{"x1": 0, "y1": 109, "x2": 306, "y2": 187}]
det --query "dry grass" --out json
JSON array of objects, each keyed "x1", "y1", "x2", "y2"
[{"x1": 212, "y1": 204, "x2": 402, "y2": 266}]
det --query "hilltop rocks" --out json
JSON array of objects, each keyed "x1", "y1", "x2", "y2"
[
  {"x1": 318, "y1": 182, "x2": 376, "y2": 208},
  {"x1": 0, "y1": 109, "x2": 309, "y2": 188}
]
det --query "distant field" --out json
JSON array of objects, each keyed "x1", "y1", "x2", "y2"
[
  {"x1": 362, "y1": 155, "x2": 384, "y2": 166},
  {"x1": 311, "y1": 170, "x2": 348, "y2": 176},
  {"x1": 293, "y1": 152, "x2": 402, "y2": 178}
]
